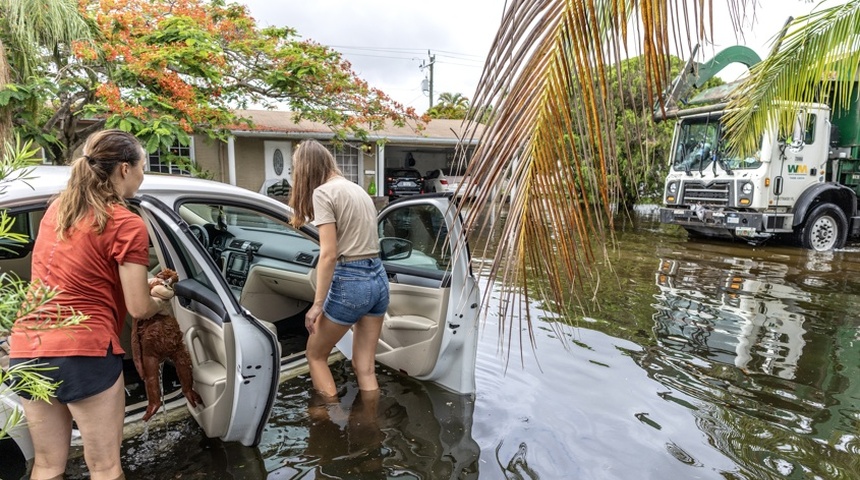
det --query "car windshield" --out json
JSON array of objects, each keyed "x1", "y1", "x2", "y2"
[
  {"x1": 388, "y1": 169, "x2": 420, "y2": 178},
  {"x1": 673, "y1": 117, "x2": 763, "y2": 172},
  {"x1": 181, "y1": 203, "x2": 297, "y2": 235}
]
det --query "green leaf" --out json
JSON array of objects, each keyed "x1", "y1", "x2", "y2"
[
  {"x1": 119, "y1": 119, "x2": 132, "y2": 132},
  {"x1": 145, "y1": 136, "x2": 160, "y2": 154}
]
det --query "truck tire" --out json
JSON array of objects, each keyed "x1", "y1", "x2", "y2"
[{"x1": 796, "y1": 203, "x2": 848, "y2": 251}]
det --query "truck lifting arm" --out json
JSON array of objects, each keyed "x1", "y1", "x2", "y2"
[
  {"x1": 654, "y1": 45, "x2": 762, "y2": 122},
  {"x1": 654, "y1": 17, "x2": 795, "y2": 123}
]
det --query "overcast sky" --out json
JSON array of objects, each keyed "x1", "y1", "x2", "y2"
[{"x1": 240, "y1": 0, "x2": 848, "y2": 114}]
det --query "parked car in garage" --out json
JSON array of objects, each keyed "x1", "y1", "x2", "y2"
[
  {"x1": 423, "y1": 169, "x2": 450, "y2": 193},
  {"x1": 384, "y1": 168, "x2": 424, "y2": 199},
  {"x1": 0, "y1": 167, "x2": 480, "y2": 473}
]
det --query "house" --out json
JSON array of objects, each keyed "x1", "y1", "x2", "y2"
[{"x1": 169, "y1": 110, "x2": 482, "y2": 202}]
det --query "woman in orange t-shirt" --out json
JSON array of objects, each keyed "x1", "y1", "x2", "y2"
[{"x1": 9, "y1": 129, "x2": 170, "y2": 480}]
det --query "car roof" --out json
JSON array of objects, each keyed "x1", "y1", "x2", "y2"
[{"x1": 0, "y1": 165, "x2": 293, "y2": 214}]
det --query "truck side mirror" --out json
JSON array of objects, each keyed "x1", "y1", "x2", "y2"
[
  {"x1": 830, "y1": 124, "x2": 841, "y2": 147},
  {"x1": 789, "y1": 112, "x2": 806, "y2": 152}
]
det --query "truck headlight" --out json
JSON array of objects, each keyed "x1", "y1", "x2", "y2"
[
  {"x1": 668, "y1": 182, "x2": 678, "y2": 195},
  {"x1": 741, "y1": 183, "x2": 753, "y2": 195}
]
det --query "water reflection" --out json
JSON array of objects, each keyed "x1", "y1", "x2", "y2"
[
  {"x1": 654, "y1": 256, "x2": 810, "y2": 379},
  {"x1": 639, "y1": 239, "x2": 860, "y2": 478},
  {"x1": 262, "y1": 363, "x2": 480, "y2": 479},
  {"x1": 286, "y1": 390, "x2": 384, "y2": 478},
  {"x1": 494, "y1": 441, "x2": 540, "y2": 479}
]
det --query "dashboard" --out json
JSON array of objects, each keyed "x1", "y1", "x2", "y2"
[{"x1": 201, "y1": 224, "x2": 320, "y2": 291}]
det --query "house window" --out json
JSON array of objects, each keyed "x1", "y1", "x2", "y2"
[
  {"x1": 148, "y1": 140, "x2": 195, "y2": 176},
  {"x1": 326, "y1": 143, "x2": 359, "y2": 183}
]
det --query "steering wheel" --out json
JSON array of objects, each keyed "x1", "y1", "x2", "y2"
[{"x1": 189, "y1": 224, "x2": 210, "y2": 248}]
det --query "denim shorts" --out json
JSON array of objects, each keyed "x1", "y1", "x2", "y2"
[
  {"x1": 9, "y1": 344, "x2": 123, "y2": 404},
  {"x1": 324, "y1": 258, "x2": 390, "y2": 326}
]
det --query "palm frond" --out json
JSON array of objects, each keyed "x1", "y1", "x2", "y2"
[
  {"x1": 457, "y1": 0, "x2": 754, "y2": 354},
  {"x1": 0, "y1": 0, "x2": 94, "y2": 79},
  {"x1": 724, "y1": 1, "x2": 860, "y2": 154}
]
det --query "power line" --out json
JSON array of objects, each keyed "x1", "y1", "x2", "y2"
[
  {"x1": 329, "y1": 45, "x2": 427, "y2": 54},
  {"x1": 435, "y1": 60, "x2": 483, "y2": 68},
  {"x1": 337, "y1": 52, "x2": 421, "y2": 61},
  {"x1": 328, "y1": 45, "x2": 484, "y2": 61}
]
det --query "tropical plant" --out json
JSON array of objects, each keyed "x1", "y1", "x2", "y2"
[
  {"x1": 427, "y1": 92, "x2": 471, "y2": 119},
  {"x1": 0, "y1": 136, "x2": 88, "y2": 440},
  {"x1": 0, "y1": 0, "x2": 93, "y2": 149},
  {"x1": 458, "y1": 0, "x2": 859, "y2": 349},
  {"x1": 723, "y1": 2, "x2": 860, "y2": 153},
  {"x1": 0, "y1": 0, "x2": 416, "y2": 164}
]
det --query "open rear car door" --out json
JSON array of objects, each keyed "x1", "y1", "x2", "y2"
[{"x1": 137, "y1": 195, "x2": 280, "y2": 447}]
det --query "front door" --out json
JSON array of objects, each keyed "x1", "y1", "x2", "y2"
[
  {"x1": 137, "y1": 195, "x2": 279, "y2": 447},
  {"x1": 775, "y1": 111, "x2": 825, "y2": 206},
  {"x1": 374, "y1": 196, "x2": 480, "y2": 394},
  {"x1": 262, "y1": 141, "x2": 293, "y2": 196}
]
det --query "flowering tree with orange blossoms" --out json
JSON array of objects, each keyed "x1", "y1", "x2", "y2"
[{"x1": 0, "y1": 0, "x2": 416, "y2": 164}]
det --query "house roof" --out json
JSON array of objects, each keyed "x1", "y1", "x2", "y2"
[{"x1": 231, "y1": 109, "x2": 483, "y2": 145}]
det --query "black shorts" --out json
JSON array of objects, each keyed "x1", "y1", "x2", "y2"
[{"x1": 9, "y1": 345, "x2": 123, "y2": 404}]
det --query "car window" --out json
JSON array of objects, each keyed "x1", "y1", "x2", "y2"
[
  {"x1": 179, "y1": 201, "x2": 317, "y2": 278},
  {"x1": 0, "y1": 208, "x2": 44, "y2": 261},
  {"x1": 147, "y1": 211, "x2": 216, "y2": 291},
  {"x1": 388, "y1": 169, "x2": 421, "y2": 178},
  {"x1": 5, "y1": 211, "x2": 31, "y2": 237},
  {"x1": 378, "y1": 204, "x2": 449, "y2": 273}
]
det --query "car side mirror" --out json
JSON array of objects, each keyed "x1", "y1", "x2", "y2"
[{"x1": 379, "y1": 237, "x2": 412, "y2": 261}]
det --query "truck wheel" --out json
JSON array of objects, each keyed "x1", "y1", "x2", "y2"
[{"x1": 797, "y1": 203, "x2": 847, "y2": 251}]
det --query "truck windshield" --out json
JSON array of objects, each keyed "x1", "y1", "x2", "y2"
[{"x1": 673, "y1": 118, "x2": 763, "y2": 172}]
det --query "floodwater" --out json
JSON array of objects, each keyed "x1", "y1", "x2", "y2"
[{"x1": 67, "y1": 208, "x2": 859, "y2": 479}]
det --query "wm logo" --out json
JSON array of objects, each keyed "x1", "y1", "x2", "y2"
[{"x1": 787, "y1": 164, "x2": 808, "y2": 174}]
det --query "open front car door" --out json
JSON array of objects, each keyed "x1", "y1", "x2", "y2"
[
  {"x1": 137, "y1": 195, "x2": 280, "y2": 447},
  {"x1": 375, "y1": 195, "x2": 480, "y2": 394}
]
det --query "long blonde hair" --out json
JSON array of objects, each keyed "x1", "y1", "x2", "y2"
[
  {"x1": 289, "y1": 139, "x2": 341, "y2": 228},
  {"x1": 55, "y1": 129, "x2": 145, "y2": 239}
]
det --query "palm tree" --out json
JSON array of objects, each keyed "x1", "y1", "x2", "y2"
[
  {"x1": 458, "y1": 0, "x2": 860, "y2": 347},
  {"x1": 427, "y1": 92, "x2": 471, "y2": 119},
  {"x1": 723, "y1": 3, "x2": 860, "y2": 153},
  {"x1": 0, "y1": 0, "x2": 92, "y2": 147},
  {"x1": 438, "y1": 92, "x2": 470, "y2": 110}
]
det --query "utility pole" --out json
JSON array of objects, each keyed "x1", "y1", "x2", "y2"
[{"x1": 420, "y1": 50, "x2": 435, "y2": 110}]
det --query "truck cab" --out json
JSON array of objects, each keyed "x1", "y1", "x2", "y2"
[
  {"x1": 657, "y1": 43, "x2": 860, "y2": 251},
  {"x1": 660, "y1": 103, "x2": 858, "y2": 250}
]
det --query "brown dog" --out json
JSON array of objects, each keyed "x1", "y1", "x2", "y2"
[{"x1": 132, "y1": 268, "x2": 203, "y2": 421}]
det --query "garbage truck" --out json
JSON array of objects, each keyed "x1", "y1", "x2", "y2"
[{"x1": 654, "y1": 43, "x2": 860, "y2": 251}]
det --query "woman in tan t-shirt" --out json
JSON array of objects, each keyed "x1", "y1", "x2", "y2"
[{"x1": 289, "y1": 139, "x2": 390, "y2": 398}]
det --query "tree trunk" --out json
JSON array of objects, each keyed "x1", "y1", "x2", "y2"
[{"x1": 0, "y1": 39, "x2": 13, "y2": 151}]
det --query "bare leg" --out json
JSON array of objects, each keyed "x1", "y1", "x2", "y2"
[
  {"x1": 67, "y1": 373, "x2": 125, "y2": 480},
  {"x1": 351, "y1": 315, "x2": 384, "y2": 391},
  {"x1": 305, "y1": 314, "x2": 350, "y2": 397},
  {"x1": 20, "y1": 396, "x2": 73, "y2": 479}
]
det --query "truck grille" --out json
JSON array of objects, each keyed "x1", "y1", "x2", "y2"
[{"x1": 681, "y1": 181, "x2": 731, "y2": 205}]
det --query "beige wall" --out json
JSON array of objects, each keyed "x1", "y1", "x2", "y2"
[
  {"x1": 233, "y1": 137, "x2": 266, "y2": 191},
  {"x1": 192, "y1": 135, "x2": 268, "y2": 192},
  {"x1": 193, "y1": 136, "x2": 224, "y2": 182}
]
